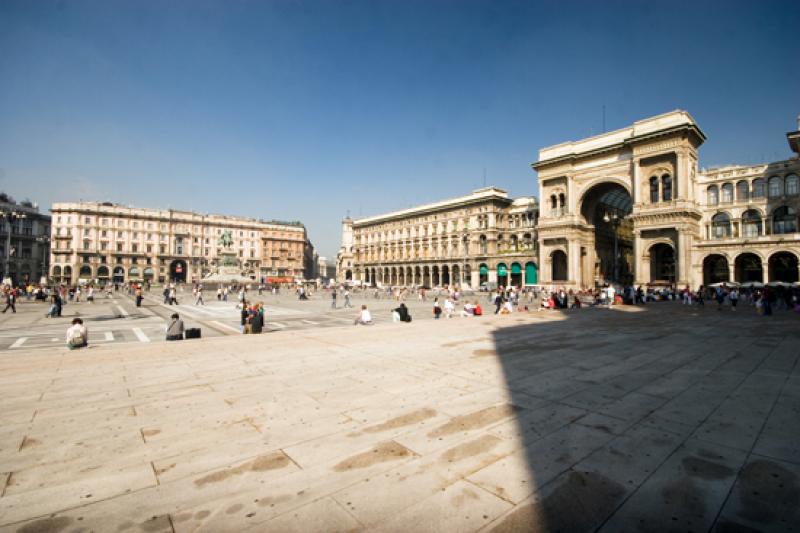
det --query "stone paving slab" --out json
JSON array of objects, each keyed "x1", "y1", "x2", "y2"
[{"x1": 0, "y1": 303, "x2": 798, "y2": 532}]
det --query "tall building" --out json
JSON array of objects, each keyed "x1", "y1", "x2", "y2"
[
  {"x1": 49, "y1": 202, "x2": 311, "y2": 285},
  {"x1": 337, "y1": 187, "x2": 539, "y2": 288},
  {"x1": 0, "y1": 196, "x2": 51, "y2": 285},
  {"x1": 533, "y1": 110, "x2": 800, "y2": 288}
]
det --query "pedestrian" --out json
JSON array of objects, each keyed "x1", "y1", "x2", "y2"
[
  {"x1": 729, "y1": 287, "x2": 739, "y2": 311},
  {"x1": 715, "y1": 285, "x2": 726, "y2": 310},
  {"x1": 86, "y1": 286, "x2": 94, "y2": 303},
  {"x1": 135, "y1": 286, "x2": 143, "y2": 307},
  {"x1": 433, "y1": 297, "x2": 442, "y2": 319},
  {"x1": 331, "y1": 288, "x2": 337, "y2": 309},
  {"x1": 165, "y1": 313, "x2": 185, "y2": 341},
  {"x1": 163, "y1": 286, "x2": 170, "y2": 304},
  {"x1": 250, "y1": 304, "x2": 264, "y2": 334},
  {"x1": 444, "y1": 297, "x2": 455, "y2": 318},
  {"x1": 354, "y1": 304, "x2": 372, "y2": 325},
  {"x1": 169, "y1": 287, "x2": 178, "y2": 305},
  {"x1": 195, "y1": 287, "x2": 204, "y2": 306},
  {"x1": 344, "y1": 289, "x2": 352, "y2": 308},
  {"x1": 66, "y1": 318, "x2": 88, "y2": 349},
  {"x1": 2, "y1": 289, "x2": 16, "y2": 313},
  {"x1": 241, "y1": 302, "x2": 250, "y2": 333},
  {"x1": 493, "y1": 291, "x2": 503, "y2": 314},
  {"x1": 696, "y1": 286, "x2": 705, "y2": 307}
]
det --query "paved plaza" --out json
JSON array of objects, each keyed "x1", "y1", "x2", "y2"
[
  {"x1": 0, "y1": 302, "x2": 798, "y2": 532},
  {"x1": 0, "y1": 288, "x2": 477, "y2": 352}
]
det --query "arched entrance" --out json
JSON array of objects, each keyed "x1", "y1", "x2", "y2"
[
  {"x1": 580, "y1": 182, "x2": 634, "y2": 285},
  {"x1": 79, "y1": 264, "x2": 92, "y2": 279},
  {"x1": 143, "y1": 267, "x2": 155, "y2": 282},
  {"x1": 497, "y1": 263, "x2": 508, "y2": 287},
  {"x1": 735, "y1": 253, "x2": 763, "y2": 283},
  {"x1": 112, "y1": 266, "x2": 124, "y2": 283},
  {"x1": 703, "y1": 254, "x2": 729, "y2": 285},
  {"x1": 769, "y1": 252, "x2": 799, "y2": 282},
  {"x1": 345, "y1": 269, "x2": 353, "y2": 281},
  {"x1": 170, "y1": 260, "x2": 187, "y2": 283},
  {"x1": 551, "y1": 251, "x2": 567, "y2": 281},
  {"x1": 451, "y1": 265, "x2": 460, "y2": 286},
  {"x1": 432, "y1": 266, "x2": 440, "y2": 286},
  {"x1": 510, "y1": 262, "x2": 522, "y2": 287},
  {"x1": 52, "y1": 265, "x2": 62, "y2": 283},
  {"x1": 479, "y1": 264, "x2": 488, "y2": 285},
  {"x1": 423, "y1": 266, "x2": 430, "y2": 287},
  {"x1": 525, "y1": 262, "x2": 538, "y2": 285},
  {"x1": 97, "y1": 266, "x2": 110, "y2": 285},
  {"x1": 649, "y1": 243, "x2": 676, "y2": 284}
]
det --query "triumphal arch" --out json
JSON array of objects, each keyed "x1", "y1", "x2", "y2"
[{"x1": 533, "y1": 110, "x2": 706, "y2": 289}]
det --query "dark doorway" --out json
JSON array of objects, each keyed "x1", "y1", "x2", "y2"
[
  {"x1": 703, "y1": 254, "x2": 729, "y2": 285},
  {"x1": 551, "y1": 251, "x2": 567, "y2": 281},
  {"x1": 580, "y1": 182, "x2": 634, "y2": 285},
  {"x1": 734, "y1": 253, "x2": 763, "y2": 282},
  {"x1": 769, "y1": 252, "x2": 799, "y2": 282},
  {"x1": 649, "y1": 243, "x2": 675, "y2": 283},
  {"x1": 170, "y1": 260, "x2": 187, "y2": 283}
]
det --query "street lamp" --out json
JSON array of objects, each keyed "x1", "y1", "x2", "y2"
[
  {"x1": 1, "y1": 210, "x2": 27, "y2": 285},
  {"x1": 462, "y1": 231, "x2": 468, "y2": 289},
  {"x1": 36, "y1": 235, "x2": 50, "y2": 285},
  {"x1": 602, "y1": 212, "x2": 622, "y2": 283}
]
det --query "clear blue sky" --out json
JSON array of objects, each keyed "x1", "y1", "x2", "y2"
[{"x1": 1, "y1": 0, "x2": 798, "y2": 258}]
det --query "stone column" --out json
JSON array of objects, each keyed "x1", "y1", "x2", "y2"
[
  {"x1": 677, "y1": 231, "x2": 691, "y2": 285},
  {"x1": 568, "y1": 239, "x2": 581, "y2": 287},
  {"x1": 632, "y1": 160, "x2": 642, "y2": 204},
  {"x1": 633, "y1": 230, "x2": 645, "y2": 285}
]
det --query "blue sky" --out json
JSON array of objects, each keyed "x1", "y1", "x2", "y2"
[{"x1": 1, "y1": 0, "x2": 798, "y2": 258}]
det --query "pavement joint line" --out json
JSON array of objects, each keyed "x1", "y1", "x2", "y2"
[
  {"x1": 132, "y1": 327, "x2": 150, "y2": 343},
  {"x1": 105, "y1": 331, "x2": 114, "y2": 341},
  {"x1": 115, "y1": 304, "x2": 129, "y2": 317},
  {"x1": 9, "y1": 337, "x2": 27, "y2": 349},
  {"x1": 210, "y1": 320, "x2": 241, "y2": 334}
]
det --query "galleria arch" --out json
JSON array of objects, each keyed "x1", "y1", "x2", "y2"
[{"x1": 534, "y1": 111, "x2": 705, "y2": 288}]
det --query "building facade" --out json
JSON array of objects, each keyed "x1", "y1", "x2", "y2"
[
  {"x1": 533, "y1": 110, "x2": 800, "y2": 288},
  {"x1": 0, "y1": 198, "x2": 51, "y2": 285},
  {"x1": 49, "y1": 202, "x2": 310, "y2": 285},
  {"x1": 337, "y1": 187, "x2": 539, "y2": 288}
]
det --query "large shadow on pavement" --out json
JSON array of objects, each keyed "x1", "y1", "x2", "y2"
[{"x1": 483, "y1": 303, "x2": 800, "y2": 532}]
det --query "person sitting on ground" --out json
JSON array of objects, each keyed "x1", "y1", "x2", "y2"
[
  {"x1": 394, "y1": 303, "x2": 412, "y2": 322},
  {"x1": 66, "y1": 318, "x2": 88, "y2": 349},
  {"x1": 166, "y1": 313, "x2": 185, "y2": 341},
  {"x1": 459, "y1": 302, "x2": 475, "y2": 317},
  {"x1": 354, "y1": 304, "x2": 372, "y2": 325},
  {"x1": 473, "y1": 300, "x2": 483, "y2": 316}
]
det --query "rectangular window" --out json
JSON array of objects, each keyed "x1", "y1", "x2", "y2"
[{"x1": 117, "y1": 243, "x2": 123, "y2": 252}]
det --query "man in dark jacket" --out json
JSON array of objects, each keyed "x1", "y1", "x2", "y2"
[{"x1": 394, "y1": 303, "x2": 412, "y2": 322}]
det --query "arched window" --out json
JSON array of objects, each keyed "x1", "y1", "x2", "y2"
[
  {"x1": 558, "y1": 193, "x2": 566, "y2": 212},
  {"x1": 707, "y1": 185, "x2": 719, "y2": 206},
  {"x1": 711, "y1": 212, "x2": 731, "y2": 238},
  {"x1": 661, "y1": 174, "x2": 672, "y2": 202},
  {"x1": 736, "y1": 180, "x2": 749, "y2": 202},
  {"x1": 741, "y1": 209, "x2": 762, "y2": 237},
  {"x1": 772, "y1": 206, "x2": 797, "y2": 234},
  {"x1": 752, "y1": 178, "x2": 766, "y2": 199},
  {"x1": 721, "y1": 183, "x2": 733, "y2": 203},
  {"x1": 768, "y1": 176, "x2": 782, "y2": 198},
  {"x1": 786, "y1": 175, "x2": 799, "y2": 196},
  {"x1": 479, "y1": 234, "x2": 487, "y2": 255},
  {"x1": 650, "y1": 177, "x2": 659, "y2": 203}
]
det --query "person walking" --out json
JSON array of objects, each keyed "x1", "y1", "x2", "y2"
[
  {"x1": 444, "y1": 297, "x2": 455, "y2": 319},
  {"x1": 433, "y1": 297, "x2": 442, "y2": 319},
  {"x1": 169, "y1": 286, "x2": 178, "y2": 305},
  {"x1": 2, "y1": 289, "x2": 16, "y2": 313},
  {"x1": 493, "y1": 290, "x2": 503, "y2": 314},
  {"x1": 135, "y1": 286, "x2": 143, "y2": 307},
  {"x1": 165, "y1": 313, "x2": 185, "y2": 341},
  {"x1": 331, "y1": 288, "x2": 337, "y2": 309},
  {"x1": 195, "y1": 287, "x2": 204, "y2": 306},
  {"x1": 163, "y1": 286, "x2": 170, "y2": 304},
  {"x1": 729, "y1": 287, "x2": 739, "y2": 311},
  {"x1": 344, "y1": 289, "x2": 352, "y2": 308},
  {"x1": 66, "y1": 318, "x2": 88, "y2": 349},
  {"x1": 715, "y1": 285, "x2": 726, "y2": 310}
]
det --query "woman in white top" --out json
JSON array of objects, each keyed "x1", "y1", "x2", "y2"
[
  {"x1": 66, "y1": 318, "x2": 88, "y2": 349},
  {"x1": 354, "y1": 305, "x2": 372, "y2": 325}
]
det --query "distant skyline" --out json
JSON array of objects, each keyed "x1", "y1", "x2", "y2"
[{"x1": 1, "y1": 0, "x2": 799, "y2": 258}]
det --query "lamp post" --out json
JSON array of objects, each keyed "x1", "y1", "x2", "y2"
[
  {"x1": 602, "y1": 212, "x2": 622, "y2": 283},
  {"x1": 462, "y1": 231, "x2": 468, "y2": 289},
  {"x1": 1, "y1": 210, "x2": 27, "y2": 285},
  {"x1": 36, "y1": 235, "x2": 50, "y2": 285}
]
